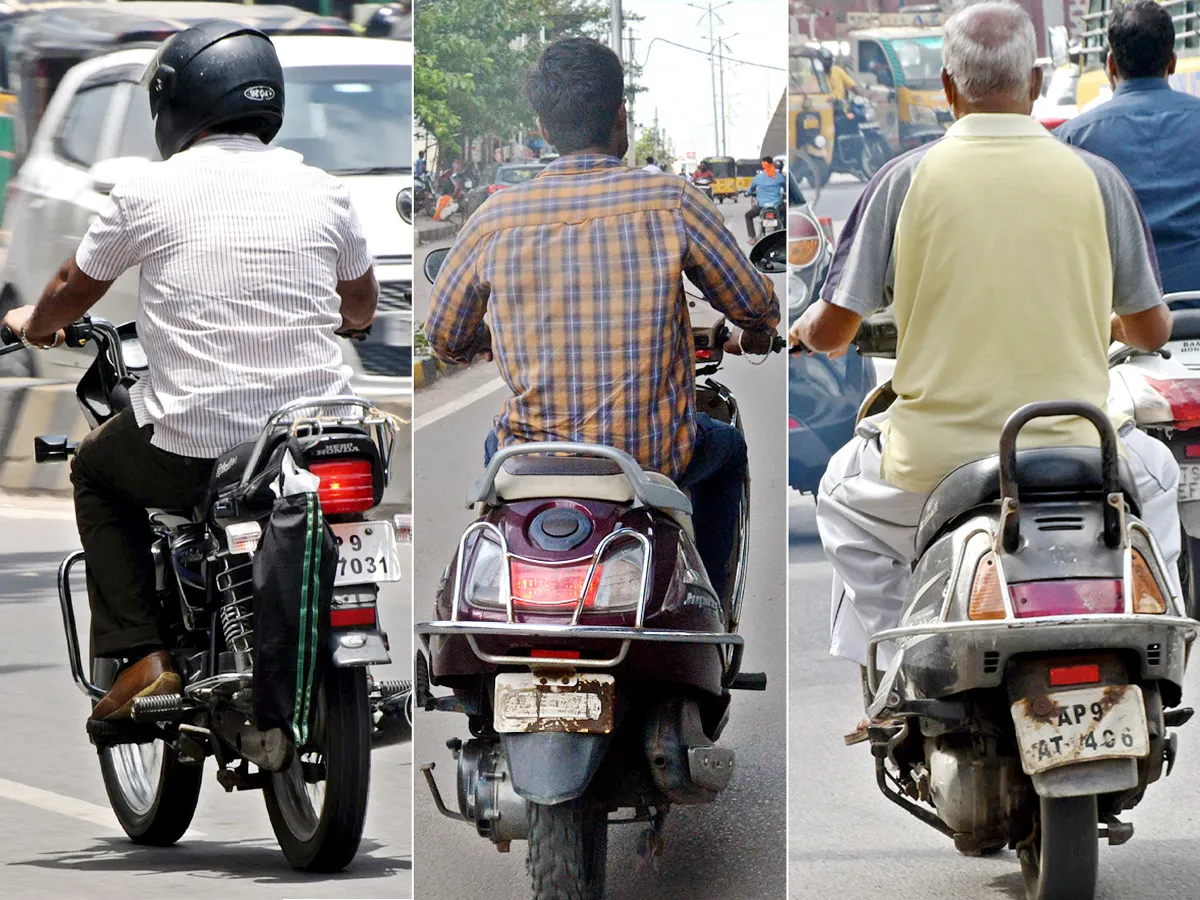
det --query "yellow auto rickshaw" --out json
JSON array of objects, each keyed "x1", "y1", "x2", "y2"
[
  {"x1": 845, "y1": 17, "x2": 950, "y2": 157},
  {"x1": 1076, "y1": 0, "x2": 1200, "y2": 108},
  {"x1": 702, "y1": 156, "x2": 737, "y2": 203},
  {"x1": 735, "y1": 159, "x2": 760, "y2": 193},
  {"x1": 788, "y1": 43, "x2": 836, "y2": 188}
]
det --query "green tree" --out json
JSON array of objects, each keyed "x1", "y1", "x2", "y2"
[
  {"x1": 415, "y1": 0, "x2": 610, "y2": 159},
  {"x1": 635, "y1": 128, "x2": 674, "y2": 172}
]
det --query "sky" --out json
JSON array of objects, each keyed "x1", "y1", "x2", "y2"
[{"x1": 623, "y1": 0, "x2": 788, "y2": 166}]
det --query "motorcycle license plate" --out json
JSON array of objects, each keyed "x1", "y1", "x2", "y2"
[
  {"x1": 1010, "y1": 684, "x2": 1148, "y2": 775},
  {"x1": 493, "y1": 672, "x2": 615, "y2": 735},
  {"x1": 331, "y1": 521, "x2": 401, "y2": 587},
  {"x1": 1180, "y1": 464, "x2": 1200, "y2": 502}
]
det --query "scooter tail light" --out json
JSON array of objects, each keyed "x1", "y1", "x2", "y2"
[
  {"x1": 1143, "y1": 377, "x2": 1200, "y2": 430},
  {"x1": 511, "y1": 559, "x2": 601, "y2": 610},
  {"x1": 310, "y1": 458, "x2": 374, "y2": 514},
  {"x1": 1131, "y1": 549, "x2": 1167, "y2": 614},
  {"x1": 1009, "y1": 579, "x2": 1123, "y2": 617},
  {"x1": 330, "y1": 605, "x2": 377, "y2": 628},
  {"x1": 968, "y1": 552, "x2": 1006, "y2": 620}
]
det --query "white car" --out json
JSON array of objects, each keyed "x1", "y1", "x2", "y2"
[{"x1": 0, "y1": 34, "x2": 413, "y2": 392}]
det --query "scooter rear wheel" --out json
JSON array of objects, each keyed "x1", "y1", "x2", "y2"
[
  {"x1": 1019, "y1": 794, "x2": 1098, "y2": 900},
  {"x1": 528, "y1": 796, "x2": 608, "y2": 900}
]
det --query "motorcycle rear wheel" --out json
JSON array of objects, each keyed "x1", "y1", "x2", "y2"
[
  {"x1": 528, "y1": 796, "x2": 608, "y2": 900},
  {"x1": 264, "y1": 666, "x2": 371, "y2": 872},
  {"x1": 1019, "y1": 794, "x2": 1098, "y2": 900},
  {"x1": 100, "y1": 738, "x2": 203, "y2": 846}
]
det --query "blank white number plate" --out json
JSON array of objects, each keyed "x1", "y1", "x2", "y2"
[{"x1": 331, "y1": 521, "x2": 401, "y2": 586}]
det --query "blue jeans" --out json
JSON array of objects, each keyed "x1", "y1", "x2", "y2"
[{"x1": 483, "y1": 413, "x2": 747, "y2": 599}]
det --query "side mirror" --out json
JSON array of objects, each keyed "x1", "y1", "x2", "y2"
[
  {"x1": 749, "y1": 231, "x2": 787, "y2": 274},
  {"x1": 88, "y1": 156, "x2": 151, "y2": 195},
  {"x1": 1048, "y1": 25, "x2": 1069, "y2": 69},
  {"x1": 424, "y1": 247, "x2": 450, "y2": 283}
]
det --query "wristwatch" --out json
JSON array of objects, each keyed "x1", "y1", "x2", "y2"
[{"x1": 19, "y1": 323, "x2": 57, "y2": 350}]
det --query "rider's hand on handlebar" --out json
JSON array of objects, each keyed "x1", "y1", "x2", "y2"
[
  {"x1": 724, "y1": 326, "x2": 775, "y2": 356},
  {"x1": 471, "y1": 323, "x2": 494, "y2": 363},
  {"x1": 1, "y1": 305, "x2": 65, "y2": 349}
]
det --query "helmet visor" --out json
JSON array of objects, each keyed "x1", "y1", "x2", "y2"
[{"x1": 139, "y1": 41, "x2": 175, "y2": 116}]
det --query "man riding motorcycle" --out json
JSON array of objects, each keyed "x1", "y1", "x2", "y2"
[
  {"x1": 425, "y1": 36, "x2": 780, "y2": 600},
  {"x1": 0, "y1": 21, "x2": 377, "y2": 722},
  {"x1": 790, "y1": 3, "x2": 1180, "y2": 713},
  {"x1": 1055, "y1": 0, "x2": 1200, "y2": 307},
  {"x1": 745, "y1": 155, "x2": 786, "y2": 242}
]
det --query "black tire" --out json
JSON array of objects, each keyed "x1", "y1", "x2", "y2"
[
  {"x1": 1020, "y1": 794, "x2": 1099, "y2": 900},
  {"x1": 528, "y1": 797, "x2": 608, "y2": 900},
  {"x1": 1179, "y1": 536, "x2": 1200, "y2": 619},
  {"x1": 99, "y1": 740, "x2": 203, "y2": 846},
  {"x1": 264, "y1": 666, "x2": 371, "y2": 872}
]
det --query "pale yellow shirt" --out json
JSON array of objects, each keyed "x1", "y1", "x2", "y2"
[
  {"x1": 825, "y1": 114, "x2": 1162, "y2": 493},
  {"x1": 829, "y1": 65, "x2": 857, "y2": 102}
]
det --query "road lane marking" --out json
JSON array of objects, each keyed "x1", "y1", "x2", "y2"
[
  {"x1": 0, "y1": 504, "x2": 75, "y2": 521},
  {"x1": 0, "y1": 777, "x2": 207, "y2": 836},
  {"x1": 413, "y1": 376, "x2": 506, "y2": 432}
]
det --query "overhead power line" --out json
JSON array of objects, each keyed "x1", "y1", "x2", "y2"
[{"x1": 638, "y1": 36, "x2": 787, "y2": 72}]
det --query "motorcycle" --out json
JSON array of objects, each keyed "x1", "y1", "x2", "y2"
[
  {"x1": 1109, "y1": 290, "x2": 1200, "y2": 619},
  {"x1": 0, "y1": 317, "x2": 412, "y2": 871},
  {"x1": 414, "y1": 242, "x2": 784, "y2": 899},
  {"x1": 831, "y1": 96, "x2": 891, "y2": 183},
  {"x1": 414, "y1": 172, "x2": 437, "y2": 218},
  {"x1": 755, "y1": 202, "x2": 784, "y2": 240},
  {"x1": 820, "y1": 309, "x2": 1197, "y2": 900},
  {"x1": 694, "y1": 174, "x2": 715, "y2": 201}
]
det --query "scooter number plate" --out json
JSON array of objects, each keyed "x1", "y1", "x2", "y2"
[
  {"x1": 1010, "y1": 684, "x2": 1148, "y2": 776},
  {"x1": 493, "y1": 672, "x2": 615, "y2": 735},
  {"x1": 1179, "y1": 464, "x2": 1200, "y2": 502},
  {"x1": 331, "y1": 521, "x2": 401, "y2": 587}
]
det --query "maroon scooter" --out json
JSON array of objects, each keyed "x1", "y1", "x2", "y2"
[{"x1": 415, "y1": 244, "x2": 782, "y2": 899}]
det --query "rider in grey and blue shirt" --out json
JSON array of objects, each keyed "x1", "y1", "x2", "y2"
[{"x1": 745, "y1": 156, "x2": 786, "y2": 241}]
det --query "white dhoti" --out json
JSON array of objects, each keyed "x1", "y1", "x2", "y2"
[{"x1": 816, "y1": 417, "x2": 1182, "y2": 668}]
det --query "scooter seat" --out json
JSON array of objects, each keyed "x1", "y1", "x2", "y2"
[
  {"x1": 493, "y1": 457, "x2": 694, "y2": 535},
  {"x1": 914, "y1": 447, "x2": 1140, "y2": 557},
  {"x1": 1171, "y1": 309, "x2": 1200, "y2": 341}
]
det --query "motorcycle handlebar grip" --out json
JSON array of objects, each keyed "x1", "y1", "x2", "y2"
[
  {"x1": 0, "y1": 325, "x2": 16, "y2": 346},
  {"x1": 63, "y1": 322, "x2": 88, "y2": 346},
  {"x1": 771, "y1": 335, "x2": 787, "y2": 354}
]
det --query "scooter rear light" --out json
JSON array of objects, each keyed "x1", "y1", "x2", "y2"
[
  {"x1": 310, "y1": 459, "x2": 374, "y2": 514},
  {"x1": 1009, "y1": 579, "x2": 1123, "y2": 618},
  {"x1": 511, "y1": 559, "x2": 600, "y2": 610},
  {"x1": 1131, "y1": 549, "x2": 1167, "y2": 614},
  {"x1": 1049, "y1": 663, "x2": 1101, "y2": 686},
  {"x1": 1186, "y1": 444, "x2": 1200, "y2": 459},
  {"x1": 531, "y1": 649, "x2": 581, "y2": 660},
  {"x1": 1144, "y1": 377, "x2": 1200, "y2": 430},
  {"x1": 968, "y1": 552, "x2": 1006, "y2": 620},
  {"x1": 697, "y1": 349, "x2": 713, "y2": 360}
]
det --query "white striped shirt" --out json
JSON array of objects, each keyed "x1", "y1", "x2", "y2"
[{"x1": 75, "y1": 134, "x2": 372, "y2": 458}]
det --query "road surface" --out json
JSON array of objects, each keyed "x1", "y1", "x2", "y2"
[{"x1": 412, "y1": 192, "x2": 789, "y2": 898}]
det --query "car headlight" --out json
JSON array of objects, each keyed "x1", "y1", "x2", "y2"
[{"x1": 910, "y1": 105, "x2": 937, "y2": 125}]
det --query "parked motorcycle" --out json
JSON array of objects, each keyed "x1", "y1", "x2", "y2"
[
  {"x1": 1109, "y1": 290, "x2": 1200, "y2": 619},
  {"x1": 831, "y1": 96, "x2": 891, "y2": 183},
  {"x1": 414, "y1": 172, "x2": 437, "y2": 218},
  {"x1": 818, "y1": 310, "x2": 1197, "y2": 900},
  {"x1": 414, "y1": 244, "x2": 784, "y2": 899},
  {"x1": 0, "y1": 317, "x2": 411, "y2": 871}
]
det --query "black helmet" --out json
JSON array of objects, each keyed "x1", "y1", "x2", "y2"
[
  {"x1": 141, "y1": 20, "x2": 285, "y2": 160},
  {"x1": 365, "y1": 5, "x2": 403, "y2": 37}
]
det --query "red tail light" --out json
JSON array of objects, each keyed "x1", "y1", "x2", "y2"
[
  {"x1": 1145, "y1": 378, "x2": 1200, "y2": 429},
  {"x1": 697, "y1": 349, "x2": 712, "y2": 360},
  {"x1": 1009, "y1": 579, "x2": 1123, "y2": 618},
  {"x1": 531, "y1": 649, "x2": 581, "y2": 660},
  {"x1": 818, "y1": 216, "x2": 835, "y2": 243},
  {"x1": 1187, "y1": 444, "x2": 1200, "y2": 459},
  {"x1": 764, "y1": 210, "x2": 777, "y2": 219},
  {"x1": 511, "y1": 559, "x2": 600, "y2": 610},
  {"x1": 1049, "y1": 663, "x2": 1102, "y2": 686},
  {"x1": 330, "y1": 605, "x2": 376, "y2": 628},
  {"x1": 310, "y1": 459, "x2": 374, "y2": 514}
]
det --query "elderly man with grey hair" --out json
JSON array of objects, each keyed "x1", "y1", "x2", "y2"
[{"x1": 789, "y1": 1, "x2": 1179, "y2": 727}]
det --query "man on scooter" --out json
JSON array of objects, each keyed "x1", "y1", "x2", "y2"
[
  {"x1": 745, "y1": 156, "x2": 786, "y2": 242},
  {"x1": 0, "y1": 23, "x2": 377, "y2": 722},
  {"x1": 789, "y1": 3, "x2": 1180, "y2": 709},
  {"x1": 1055, "y1": 0, "x2": 1200, "y2": 306},
  {"x1": 425, "y1": 36, "x2": 780, "y2": 599}
]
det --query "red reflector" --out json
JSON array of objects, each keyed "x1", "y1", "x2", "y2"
[
  {"x1": 1049, "y1": 663, "x2": 1102, "y2": 687},
  {"x1": 310, "y1": 458, "x2": 374, "y2": 513},
  {"x1": 531, "y1": 649, "x2": 582, "y2": 660},
  {"x1": 510, "y1": 559, "x2": 600, "y2": 610},
  {"x1": 330, "y1": 606, "x2": 376, "y2": 628},
  {"x1": 696, "y1": 349, "x2": 712, "y2": 360},
  {"x1": 1010, "y1": 579, "x2": 1123, "y2": 618},
  {"x1": 1187, "y1": 444, "x2": 1200, "y2": 458}
]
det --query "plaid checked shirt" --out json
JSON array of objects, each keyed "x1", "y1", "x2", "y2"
[{"x1": 425, "y1": 154, "x2": 779, "y2": 480}]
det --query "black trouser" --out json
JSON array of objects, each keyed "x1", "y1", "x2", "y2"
[
  {"x1": 70, "y1": 408, "x2": 214, "y2": 658},
  {"x1": 745, "y1": 202, "x2": 762, "y2": 240}
]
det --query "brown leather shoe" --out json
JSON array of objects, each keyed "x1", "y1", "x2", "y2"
[{"x1": 90, "y1": 650, "x2": 182, "y2": 721}]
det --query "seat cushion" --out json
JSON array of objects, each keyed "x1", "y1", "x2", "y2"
[
  {"x1": 1171, "y1": 309, "x2": 1200, "y2": 342},
  {"x1": 914, "y1": 447, "x2": 1140, "y2": 556}
]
